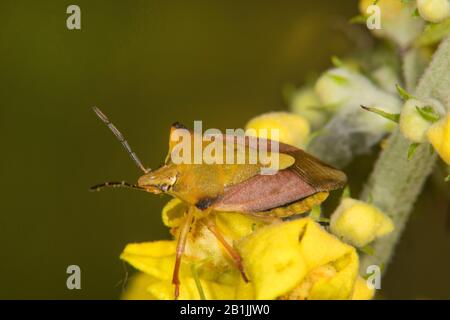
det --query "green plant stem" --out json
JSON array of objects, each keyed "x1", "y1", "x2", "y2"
[
  {"x1": 191, "y1": 263, "x2": 206, "y2": 300},
  {"x1": 359, "y1": 37, "x2": 450, "y2": 274}
]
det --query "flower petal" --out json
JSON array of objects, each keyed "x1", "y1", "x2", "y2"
[
  {"x1": 308, "y1": 251, "x2": 359, "y2": 300},
  {"x1": 215, "y1": 212, "x2": 265, "y2": 241},
  {"x1": 238, "y1": 219, "x2": 309, "y2": 299},
  {"x1": 121, "y1": 273, "x2": 158, "y2": 300},
  {"x1": 427, "y1": 113, "x2": 450, "y2": 164},
  {"x1": 238, "y1": 218, "x2": 359, "y2": 300},
  {"x1": 120, "y1": 241, "x2": 176, "y2": 280},
  {"x1": 146, "y1": 277, "x2": 236, "y2": 300},
  {"x1": 162, "y1": 198, "x2": 188, "y2": 228},
  {"x1": 351, "y1": 276, "x2": 375, "y2": 300}
]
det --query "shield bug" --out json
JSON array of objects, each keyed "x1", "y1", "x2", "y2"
[{"x1": 90, "y1": 107, "x2": 347, "y2": 298}]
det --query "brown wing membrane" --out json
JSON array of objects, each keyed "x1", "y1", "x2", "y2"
[{"x1": 287, "y1": 149, "x2": 347, "y2": 192}]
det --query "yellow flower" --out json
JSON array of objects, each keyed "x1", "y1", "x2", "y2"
[
  {"x1": 120, "y1": 241, "x2": 177, "y2": 281},
  {"x1": 236, "y1": 218, "x2": 361, "y2": 300},
  {"x1": 121, "y1": 273, "x2": 157, "y2": 300},
  {"x1": 427, "y1": 113, "x2": 450, "y2": 164},
  {"x1": 351, "y1": 276, "x2": 375, "y2": 300},
  {"x1": 330, "y1": 198, "x2": 394, "y2": 248},
  {"x1": 122, "y1": 202, "x2": 373, "y2": 300},
  {"x1": 161, "y1": 198, "x2": 188, "y2": 228},
  {"x1": 120, "y1": 240, "x2": 239, "y2": 299},
  {"x1": 245, "y1": 112, "x2": 310, "y2": 148}
]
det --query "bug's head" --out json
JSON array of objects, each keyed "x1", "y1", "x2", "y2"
[{"x1": 138, "y1": 164, "x2": 178, "y2": 194}]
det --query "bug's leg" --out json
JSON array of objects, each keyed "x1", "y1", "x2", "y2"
[
  {"x1": 203, "y1": 218, "x2": 249, "y2": 283},
  {"x1": 89, "y1": 181, "x2": 147, "y2": 192},
  {"x1": 172, "y1": 206, "x2": 195, "y2": 299}
]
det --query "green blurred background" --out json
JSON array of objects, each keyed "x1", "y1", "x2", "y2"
[{"x1": 0, "y1": 0, "x2": 449, "y2": 299}]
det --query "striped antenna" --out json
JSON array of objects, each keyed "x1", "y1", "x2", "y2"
[
  {"x1": 93, "y1": 107, "x2": 149, "y2": 173},
  {"x1": 89, "y1": 181, "x2": 146, "y2": 192}
]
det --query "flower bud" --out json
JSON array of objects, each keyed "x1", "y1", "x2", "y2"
[
  {"x1": 400, "y1": 98, "x2": 445, "y2": 143},
  {"x1": 245, "y1": 112, "x2": 310, "y2": 148},
  {"x1": 290, "y1": 88, "x2": 327, "y2": 129},
  {"x1": 417, "y1": 0, "x2": 450, "y2": 23},
  {"x1": 330, "y1": 198, "x2": 394, "y2": 248},
  {"x1": 400, "y1": 99, "x2": 434, "y2": 143},
  {"x1": 315, "y1": 69, "x2": 352, "y2": 107}
]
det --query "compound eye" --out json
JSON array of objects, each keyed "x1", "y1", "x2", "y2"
[{"x1": 169, "y1": 175, "x2": 178, "y2": 186}]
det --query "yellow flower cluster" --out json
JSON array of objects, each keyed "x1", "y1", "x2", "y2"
[{"x1": 120, "y1": 191, "x2": 379, "y2": 300}]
